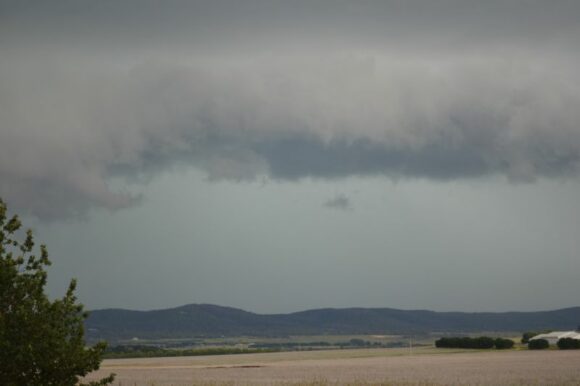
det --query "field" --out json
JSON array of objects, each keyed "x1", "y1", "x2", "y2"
[{"x1": 84, "y1": 347, "x2": 580, "y2": 386}]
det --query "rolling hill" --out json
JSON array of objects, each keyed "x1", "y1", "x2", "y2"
[{"x1": 85, "y1": 304, "x2": 580, "y2": 342}]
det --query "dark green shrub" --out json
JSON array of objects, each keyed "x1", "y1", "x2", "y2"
[
  {"x1": 474, "y1": 337, "x2": 495, "y2": 349},
  {"x1": 435, "y1": 337, "x2": 464, "y2": 348},
  {"x1": 528, "y1": 339, "x2": 549, "y2": 350},
  {"x1": 557, "y1": 338, "x2": 580, "y2": 350},
  {"x1": 435, "y1": 336, "x2": 495, "y2": 349},
  {"x1": 435, "y1": 337, "x2": 447, "y2": 348},
  {"x1": 494, "y1": 338, "x2": 514, "y2": 349}
]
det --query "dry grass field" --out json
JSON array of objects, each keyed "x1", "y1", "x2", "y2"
[{"x1": 84, "y1": 347, "x2": 580, "y2": 386}]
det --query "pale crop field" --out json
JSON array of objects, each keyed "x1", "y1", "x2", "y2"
[{"x1": 84, "y1": 347, "x2": 580, "y2": 386}]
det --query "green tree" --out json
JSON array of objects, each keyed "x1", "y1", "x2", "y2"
[
  {"x1": 557, "y1": 338, "x2": 580, "y2": 350},
  {"x1": 494, "y1": 338, "x2": 514, "y2": 349},
  {"x1": 0, "y1": 198, "x2": 114, "y2": 386},
  {"x1": 528, "y1": 338, "x2": 549, "y2": 350}
]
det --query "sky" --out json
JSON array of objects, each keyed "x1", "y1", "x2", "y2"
[{"x1": 1, "y1": 0, "x2": 580, "y2": 313}]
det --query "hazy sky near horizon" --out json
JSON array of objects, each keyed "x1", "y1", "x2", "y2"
[{"x1": 1, "y1": 0, "x2": 580, "y2": 313}]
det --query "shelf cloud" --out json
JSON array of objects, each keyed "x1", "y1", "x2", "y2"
[{"x1": 1, "y1": 0, "x2": 580, "y2": 219}]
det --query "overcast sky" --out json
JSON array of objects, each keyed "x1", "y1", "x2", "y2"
[{"x1": 1, "y1": 0, "x2": 580, "y2": 313}]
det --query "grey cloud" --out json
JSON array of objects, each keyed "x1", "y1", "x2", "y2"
[
  {"x1": 1, "y1": 1, "x2": 580, "y2": 219},
  {"x1": 254, "y1": 136, "x2": 490, "y2": 181},
  {"x1": 324, "y1": 194, "x2": 352, "y2": 211},
  {"x1": 3, "y1": 0, "x2": 580, "y2": 54}
]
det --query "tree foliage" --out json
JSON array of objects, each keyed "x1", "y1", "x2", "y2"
[
  {"x1": 493, "y1": 338, "x2": 514, "y2": 349},
  {"x1": 557, "y1": 338, "x2": 580, "y2": 350},
  {"x1": 434, "y1": 336, "x2": 495, "y2": 349},
  {"x1": 434, "y1": 336, "x2": 514, "y2": 350},
  {"x1": 0, "y1": 198, "x2": 114, "y2": 386},
  {"x1": 528, "y1": 338, "x2": 549, "y2": 350}
]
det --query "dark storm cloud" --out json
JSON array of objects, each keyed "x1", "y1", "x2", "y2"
[
  {"x1": 254, "y1": 136, "x2": 490, "y2": 180},
  {"x1": 3, "y1": 0, "x2": 580, "y2": 52},
  {"x1": 1, "y1": 0, "x2": 580, "y2": 219}
]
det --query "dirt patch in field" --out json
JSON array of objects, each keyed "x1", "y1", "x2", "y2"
[
  {"x1": 206, "y1": 365, "x2": 265, "y2": 369},
  {"x1": 84, "y1": 348, "x2": 580, "y2": 386}
]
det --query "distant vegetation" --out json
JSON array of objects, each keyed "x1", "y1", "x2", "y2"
[
  {"x1": 521, "y1": 331, "x2": 580, "y2": 350},
  {"x1": 104, "y1": 345, "x2": 277, "y2": 359},
  {"x1": 493, "y1": 338, "x2": 515, "y2": 349},
  {"x1": 557, "y1": 338, "x2": 580, "y2": 350},
  {"x1": 528, "y1": 339, "x2": 549, "y2": 350},
  {"x1": 104, "y1": 337, "x2": 413, "y2": 359},
  {"x1": 434, "y1": 336, "x2": 513, "y2": 349},
  {"x1": 252, "y1": 338, "x2": 402, "y2": 350}
]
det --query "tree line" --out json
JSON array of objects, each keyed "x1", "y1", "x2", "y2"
[
  {"x1": 434, "y1": 336, "x2": 514, "y2": 349},
  {"x1": 521, "y1": 331, "x2": 580, "y2": 350}
]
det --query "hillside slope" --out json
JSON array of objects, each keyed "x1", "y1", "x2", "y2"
[{"x1": 86, "y1": 304, "x2": 580, "y2": 341}]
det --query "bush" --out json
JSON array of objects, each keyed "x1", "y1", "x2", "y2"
[
  {"x1": 528, "y1": 339, "x2": 549, "y2": 350},
  {"x1": 474, "y1": 337, "x2": 495, "y2": 349},
  {"x1": 435, "y1": 336, "x2": 495, "y2": 349},
  {"x1": 557, "y1": 338, "x2": 580, "y2": 350},
  {"x1": 494, "y1": 338, "x2": 514, "y2": 349}
]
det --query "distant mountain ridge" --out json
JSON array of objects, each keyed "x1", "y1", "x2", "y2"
[{"x1": 86, "y1": 303, "x2": 580, "y2": 342}]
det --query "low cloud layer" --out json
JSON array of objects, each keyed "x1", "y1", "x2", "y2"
[{"x1": 1, "y1": 0, "x2": 580, "y2": 219}]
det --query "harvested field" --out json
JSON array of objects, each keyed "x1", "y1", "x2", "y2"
[{"x1": 84, "y1": 347, "x2": 580, "y2": 386}]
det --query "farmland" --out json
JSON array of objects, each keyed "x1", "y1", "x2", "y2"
[{"x1": 84, "y1": 346, "x2": 580, "y2": 386}]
